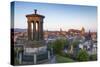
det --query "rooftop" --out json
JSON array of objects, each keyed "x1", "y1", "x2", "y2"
[{"x1": 26, "y1": 9, "x2": 45, "y2": 18}]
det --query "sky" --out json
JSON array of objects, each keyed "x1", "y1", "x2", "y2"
[{"x1": 12, "y1": 1, "x2": 97, "y2": 32}]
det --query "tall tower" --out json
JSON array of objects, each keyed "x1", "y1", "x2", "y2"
[
  {"x1": 26, "y1": 9, "x2": 45, "y2": 41},
  {"x1": 81, "y1": 27, "x2": 85, "y2": 35},
  {"x1": 19, "y1": 10, "x2": 50, "y2": 64}
]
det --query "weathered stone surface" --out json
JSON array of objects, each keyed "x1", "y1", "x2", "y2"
[{"x1": 26, "y1": 10, "x2": 45, "y2": 41}]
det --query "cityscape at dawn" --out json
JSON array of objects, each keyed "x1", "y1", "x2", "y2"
[
  {"x1": 13, "y1": 1, "x2": 97, "y2": 32},
  {"x1": 11, "y1": 1, "x2": 97, "y2": 65}
]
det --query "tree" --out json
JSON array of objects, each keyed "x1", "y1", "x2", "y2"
[
  {"x1": 53, "y1": 39, "x2": 63, "y2": 54},
  {"x1": 52, "y1": 38, "x2": 69, "y2": 55},
  {"x1": 69, "y1": 40, "x2": 80, "y2": 54},
  {"x1": 72, "y1": 40, "x2": 80, "y2": 48},
  {"x1": 76, "y1": 49, "x2": 89, "y2": 61},
  {"x1": 47, "y1": 42, "x2": 53, "y2": 50}
]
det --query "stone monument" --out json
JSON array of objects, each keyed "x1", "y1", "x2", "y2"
[{"x1": 21, "y1": 9, "x2": 50, "y2": 64}]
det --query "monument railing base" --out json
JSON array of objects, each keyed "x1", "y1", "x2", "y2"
[{"x1": 20, "y1": 51, "x2": 51, "y2": 65}]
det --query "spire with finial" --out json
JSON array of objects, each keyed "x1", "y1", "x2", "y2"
[
  {"x1": 81, "y1": 27, "x2": 85, "y2": 31},
  {"x1": 34, "y1": 9, "x2": 37, "y2": 14},
  {"x1": 60, "y1": 28, "x2": 62, "y2": 32}
]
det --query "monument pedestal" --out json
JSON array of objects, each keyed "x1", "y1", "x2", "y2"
[{"x1": 21, "y1": 40, "x2": 49, "y2": 64}]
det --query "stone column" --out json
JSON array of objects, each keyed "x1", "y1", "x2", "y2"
[
  {"x1": 41, "y1": 21, "x2": 43, "y2": 40},
  {"x1": 48, "y1": 51, "x2": 50, "y2": 60},
  {"x1": 37, "y1": 22, "x2": 39, "y2": 40},
  {"x1": 39, "y1": 21, "x2": 43, "y2": 40},
  {"x1": 19, "y1": 52, "x2": 22, "y2": 64},
  {"x1": 38, "y1": 22, "x2": 40, "y2": 40},
  {"x1": 33, "y1": 22, "x2": 36, "y2": 40},
  {"x1": 34, "y1": 53, "x2": 37, "y2": 64},
  {"x1": 27, "y1": 22, "x2": 32, "y2": 40}
]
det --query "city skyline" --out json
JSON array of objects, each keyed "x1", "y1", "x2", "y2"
[{"x1": 12, "y1": 1, "x2": 97, "y2": 32}]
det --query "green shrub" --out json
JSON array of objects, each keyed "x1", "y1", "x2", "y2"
[
  {"x1": 76, "y1": 49, "x2": 89, "y2": 61},
  {"x1": 90, "y1": 54, "x2": 97, "y2": 61}
]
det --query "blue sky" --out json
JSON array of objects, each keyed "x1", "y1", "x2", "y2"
[{"x1": 12, "y1": 1, "x2": 97, "y2": 32}]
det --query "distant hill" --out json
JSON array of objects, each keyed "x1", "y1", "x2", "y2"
[
  {"x1": 11, "y1": 28, "x2": 62, "y2": 32},
  {"x1": 11, "y1": 28, "x2": 27, "y2": 32}
]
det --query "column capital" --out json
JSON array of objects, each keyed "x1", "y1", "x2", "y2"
[{"x1": 27, "y1": 21, "x2": 32, "y2": 23}]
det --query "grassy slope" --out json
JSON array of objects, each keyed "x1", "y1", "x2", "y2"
[{"x1": 56, "y1": 54, "x2": 74, "y2": 63}]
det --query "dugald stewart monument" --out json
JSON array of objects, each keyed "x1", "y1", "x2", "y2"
[{"x1": 11, "y1": 1, "x2": 97, "y2": 66}]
